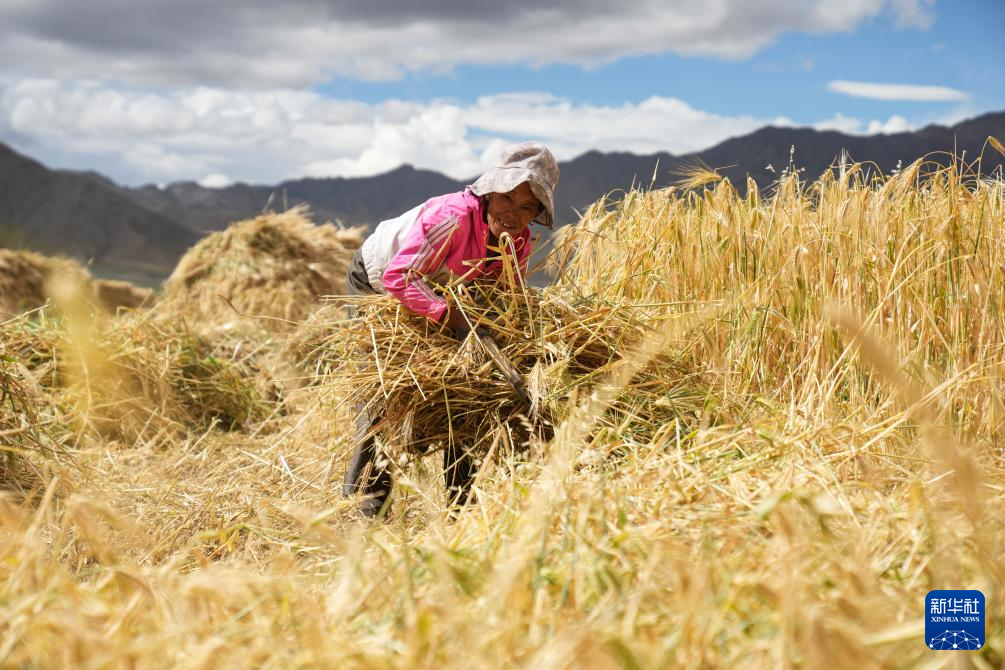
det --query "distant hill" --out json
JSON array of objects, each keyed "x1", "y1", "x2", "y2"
[
  {"x1": 1, "y1": 111, "x2": 1002, "y2": 281},
  {"x1": 123, "y1": 111, "x2": 1005, "y2": 235},
  {"x1": 0, "y1": 142, "x2": 199, "y2": 281},
  {"x1": 126, "y1": 165, "x2": 461, "y2": 233},
  {"x1": 696, "y1": 111, "x2": 1005, "y2": 187}
]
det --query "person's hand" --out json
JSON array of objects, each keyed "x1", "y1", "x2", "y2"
[{"x1": 444, "y1": 307, "x2": 471, "y2": 340}]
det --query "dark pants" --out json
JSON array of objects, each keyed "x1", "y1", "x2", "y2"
[{"x1": 341, "y1": 250, "x2": 477, "y2": 517}]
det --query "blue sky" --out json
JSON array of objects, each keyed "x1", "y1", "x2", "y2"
[
  {"x1": 319, "y1": 1, "x2": 1003, "y2": 124},
  {"x1": 0, "y1": 0, "x2": 1001, "y2": 186}
]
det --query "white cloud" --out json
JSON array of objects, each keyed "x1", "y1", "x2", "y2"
[
  {"x1": 888, "y1": 0, "x2": 936, "y2": 29},
  {"x1": 866, "y1": 115, "x2": 912, "y2": 134},
  {"x1": 0, "y1": 79, "x2": 795, "y2": 184},
  {"x1": 0, "y1": 1, "x2": 937, "y2": 88},
  {"x1": 463, "y1": 93, "x2": 791, "y2": 157},
  {"x1": 828, "y1": 80, "x2": 969, "y2": 102},
  {"x1": 814, "y1": 112, "x2": 916, "y2": 134},
  {"x1": 198, "y1": 173, "x2": 233, "y2": 188},
  {"x1": 813, "y1": 112, "x2": 864, "y2": 133},
  {"x1": 1, "y1": 79, "x2": 945, "y2": 189}
]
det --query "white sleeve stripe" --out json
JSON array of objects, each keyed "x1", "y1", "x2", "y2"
[
  {"x1": 422, "y1": 216, "x2": 457, "y2": 254},
  {"x1": 410, "y1": 241, "x2": 435, "y2": 273},
  {"x1": 428, "y1": 213, "x2": 457, "y2": 237},
  {"x1": 416, "y1": 216, "x2": 456, "y2": 256},
  {"x1": 416, "y1": 280, "x2": 438, "y2": 300},
  {"x1": 412, "y1": 278, "x2": 445, "y2": 306},
  {"x1": 409, "y1": 216, "x2": 458, "y2": 272}
]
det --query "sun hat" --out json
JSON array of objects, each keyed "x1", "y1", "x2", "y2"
[{"x1": 469, "y1": 142, "x2": 560, "y2": 228}]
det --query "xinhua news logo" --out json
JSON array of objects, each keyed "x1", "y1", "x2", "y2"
[{"x1": 926, "y1": 590, "x2": 985, "y2": 651}]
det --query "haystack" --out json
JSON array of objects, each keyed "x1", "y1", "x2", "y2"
[
  {"x1": 93, "y1": 279, "x2": 155, "y2": 312},
  {"x1": 0, "y1": 249, "x2": 91, "y2": 318},
  {"x1": 0, "y1": 249, "x2": 152, "y2": 318},
  {"x1": 160, "y1": 207, "x2": 365, "y2": 333}
]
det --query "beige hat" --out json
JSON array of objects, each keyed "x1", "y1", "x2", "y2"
[{"x1": 469, "y1": 142, "x2": 560, "y2": 228}]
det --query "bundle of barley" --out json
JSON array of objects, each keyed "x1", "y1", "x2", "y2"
[
  {"x1": 0, "y1": 249, "x2": 92, "y2": 317},
  {"x1": 0, "y1": 250, "x2": 48, "y2": 317},
  {"x1": 160, "y1": 207, "x2": 365, "y2": 333},
  {"x1": 92, "y1": 278, "x2": 155, "y2": 312},
  {"x1": 313, "y1": 280, "x2": 711, "y2": 463},
  {"x1": 0, "y1": 248, "x2": 153, "y2": 319}
]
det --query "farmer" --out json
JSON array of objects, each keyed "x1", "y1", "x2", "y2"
[{"x1": 342, "y1": 141, "x2": 560, "y2": 517}]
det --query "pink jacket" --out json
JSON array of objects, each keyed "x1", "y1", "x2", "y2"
[{"x1": 359, "y1": 189, "x2": 533, "y2": 323}]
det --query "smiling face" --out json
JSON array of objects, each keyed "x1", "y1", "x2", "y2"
[{"x1": 485, "y1": 181, "x2": 542, "y2": 239}]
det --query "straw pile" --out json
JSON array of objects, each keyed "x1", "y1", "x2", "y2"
[
  {"x1": 0, "y1": 249, "x2": 91, "y2": 317},
  {"x1": 314, "y1": 278, "x2": 712, "y2": 462},
  {"x1": 160, "y1": 207, "x2": 365, "y2": 333},
  {"x1": 92, "y1": 279, "x2": 155, "y2": 312},
  {"x1": 1, "y1": 248, "x2": 154, "y2": 317},
  {"x1": 0, "y1": 249, "x2": 47, "y2": 317}
]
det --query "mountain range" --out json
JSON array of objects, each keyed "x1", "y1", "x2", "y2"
[
  {"x1": 1, "y1": 111, "x2": 1002, "y2": 282},
  {"x1": 0, "y1": 142, "x2": 199, "y2": 281}
]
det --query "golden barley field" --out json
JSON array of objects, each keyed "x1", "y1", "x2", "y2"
[{"x1": 1, "y1": 152, "x2": 1003, "y2": 669}]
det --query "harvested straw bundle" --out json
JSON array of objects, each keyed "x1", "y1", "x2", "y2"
[
  {"x1": 92, "y1": 278, "x2": 155, "y2": 313},
  {"x1": 314, "y1": 280, "x2": 709, "y2": 463},
  {"x1": 0, "y1": 249, "x2": 151, "y2": 317},
  {"x1": 0, "y1": 249, "x2": 47, "y2": 317},
  {"x1": 161, "y1": 207, "x2": 365, "y2": 332},
  {"x1": 0, "y1": 249, "x2": 91, "y2": 317}
]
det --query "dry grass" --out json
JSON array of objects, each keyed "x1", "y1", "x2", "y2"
[
  {"x1": 0, "y1": 315, "x2": 71, "y2": 493},
  {"x1": 2, "y1": 153, "x2": 1005, "y2": 668},
  {"x1": 2, "y1": 300, "x2": 268, "y2": 446},
  {"x1": 1, "y1": 345, "x2": 46, "y2": 490}
]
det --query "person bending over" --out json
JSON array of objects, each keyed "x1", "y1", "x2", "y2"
[{"x1": 342, "y1": 141, "x2": 560, "y2": 517}]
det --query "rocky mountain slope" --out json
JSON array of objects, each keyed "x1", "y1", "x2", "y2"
[{"x1": 0, "y1": 143, "x2": 199, "y2": 280}]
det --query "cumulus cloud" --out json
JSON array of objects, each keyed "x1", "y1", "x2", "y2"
[
  {"x1": 828, "y1": 80, "x2": 968, "y2": 101},
  {"x1": 866, "y1": 115, "x2": 912, "y2": 134},
  {"x1": 814, "y1": 112, "x2": 915, "y2": 134},
  {"x1": 0, "y1": 79, "x2": 796, "y2": 185},
  {"x1": 198, "y1": 173, "x2": 234, "y2": 189},
  {"x1": 0, "y1": 0, "x2": 937, "y2": 87},
  {"x1": 813, "y1": 112, "x2": 865, "y2": 134}
]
